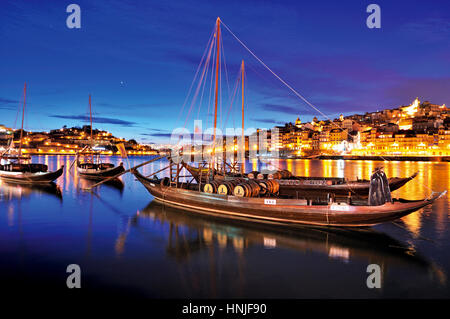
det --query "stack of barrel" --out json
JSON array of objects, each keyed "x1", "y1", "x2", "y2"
[
  {"x1": 247, "y1": 169, "x2": 293, "y2": 180},
  {"x1": 203, "y1": 178, "x2": 280, "y2": 198},
  {"x1": 204, "y1": 179, "x2": 245, "y2": 195},
  {"x1": 217, "y1": 179, "x2": 243, "y2": 195}
]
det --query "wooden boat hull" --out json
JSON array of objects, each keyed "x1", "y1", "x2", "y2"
[
  {"x1": 132, "y1": 169, "x2": 445, "y2": 227},
  {"x1": 77, "y1": 163, "x2": 125, "y2": 180},
  {"x1": 0, "y1": 166, "x2": 64, "y2": 185}
]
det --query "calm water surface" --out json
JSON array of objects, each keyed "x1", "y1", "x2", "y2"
[{"x1": 1, "y1": 155, "x2": 449, "y2": 298}]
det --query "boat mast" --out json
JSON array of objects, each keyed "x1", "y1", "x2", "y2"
[
  {"x1": 18, "y1": 82, "x2": 26, "y2": 163},
  {"x1": 241, "y1": 60, "x2": 245, "y2": 175},
  {"x1": 211, "y1": 17, "x2": 221, "y2": 173},
  {"x1": 89, "y1": 94, "x2": 93, "y2": 144},
  {"x1": 89, "y1": 94, "x2": 93, "y2": 161}
]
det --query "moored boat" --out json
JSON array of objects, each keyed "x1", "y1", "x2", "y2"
[
  {"x1": 132, "y1": 168, "x2": 445, "y2": 227},
  {"x1": 0, "y1": 163, "x2": 64, "y2": 184},
  {"x1": 133, "y1": 18, "x2": 446, "y2": 228},
  {"x1": 77, "y1": 161, "x2": 125, "y2": 180},
  {"x1": 75, "y1": 95, "x2": 125, "y2": 180},
  {"x1": 0, "y1": 83, "x2": 64, "y2": 185}
]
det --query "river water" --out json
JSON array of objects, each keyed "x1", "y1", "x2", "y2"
[{"x1": 0, "y1": 155, "x2": 449, "y2": 298}]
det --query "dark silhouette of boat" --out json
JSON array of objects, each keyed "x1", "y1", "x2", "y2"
[{"x1": 77, "y1": 162, "x2": 125, "y2": 180}]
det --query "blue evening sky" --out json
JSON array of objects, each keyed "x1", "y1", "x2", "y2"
[{"x1": 0, "y1": 0, "x2": 449, "y2": 143}]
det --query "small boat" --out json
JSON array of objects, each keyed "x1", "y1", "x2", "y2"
[
  {"x1": 75, "y1": 95, "x2": 125, "y2": 180},
  {"x1": 0, "y1": 83, "x2": 64, "y2": 185},
  {"x1": 0, "y1": 162, "x2": 64, "y2": 185},
  {"x1": 77, "y1": 161, "x2": 125, "y2": 180}
]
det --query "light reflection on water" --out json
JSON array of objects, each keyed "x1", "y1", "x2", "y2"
[{"x1": 0, "y1": 155, "x2": 449, "y2": 298}]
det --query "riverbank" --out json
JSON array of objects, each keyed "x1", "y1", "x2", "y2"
[
  {"x1": 22, "y1": 152, "x2": 450, "y2": 162},
  {"x1": 278, "y1": 155, "x2": 450, "y2": 162}
]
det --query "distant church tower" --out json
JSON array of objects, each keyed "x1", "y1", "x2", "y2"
[
  {"x1": 339, "y1": 114, "x2": 344, "y2": 121},
  {"x1": 295, "y1": 117, "x2": 302, "y2": 128}
]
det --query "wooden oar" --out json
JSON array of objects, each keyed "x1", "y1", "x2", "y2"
[
  {"x1": 84, "y1": 155, "x2": 166, "y2": 190},
  {"x1": 69, "y1": 154, "x2": 78, "y2": 171}
]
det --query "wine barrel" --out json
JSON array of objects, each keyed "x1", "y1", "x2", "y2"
[
  {"x1": 247, "y1": 171, "x2": 260, "y2": 179},
  {"x1": 203, "y1": 180, "x2": 221, "y2": 193},
  {"x1": 270, "y1": 171, "x2": 283, "y2": 180},
  {"x1": 258, "y1": 181, "x2": 268, "y2": 195},
  {"x1": 268, "y1": 169, "x2": 293, "y2": 180},
  {"x1": 233, "y1": 181, "x2": 261, "y2": 197},
  {"x1": 258, "y1": 179, "x2": 280, "y2": 195},
  {"x1": 233, "y1": 184, "x2": 246, "y2": 197},
  {"x1": 268, "y1": 179, "x2": 280, "y2": 193},
  {"x1": 256, "y1": 173, "x2": 266, "y2": 180}
]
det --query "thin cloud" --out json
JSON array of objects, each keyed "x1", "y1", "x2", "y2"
[
  {"x1": 143, "y1": 132, "x2": 173, "y2": 138},
  {"x1": 252, "y1": 118, "x2": 285, "y2": 125},
  {"x1": 0, "y1": 97, "x2": 19, "y2": 110},
  {"x1": 49, "y1": 114, "x2": 136, "y2": 126},
  {"x1": 261, "y1": 103, "x2": 304, "y2": 115},
  {"x1": 0, "y1": 97, "x2": 19, "y2": 104}
]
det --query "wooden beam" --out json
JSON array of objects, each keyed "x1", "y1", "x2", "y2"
[
  {"x1": 144, "y1": 163, "x2": 172, "y2": 178},
  {"x1": 84, "y1": 155, "x2": 166, "y2": 190}
]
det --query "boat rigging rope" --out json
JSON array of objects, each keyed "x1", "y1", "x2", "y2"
[
  {"x1": 177, "y1": 26, "x2": 216, "y2": 128},
  {"x1": 221, "y1": 20, "x2": 435, "y2": 195},
  {"x1": 221, "y1": 21, "x2": 338, "y2": 128},
  {"x1": 222, "y1": 67, "x2": 242, "y2": 130},
  {"x1": 183, "y1": 34, "x2": 215, "y2": 129}
]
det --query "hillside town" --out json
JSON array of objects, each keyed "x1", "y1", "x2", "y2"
[
  {"x1": 271, "y1": 98, "x2": 450, "y2": 158},
  {"x1": 0, "y1": 125, "x2": 157, "y2": 155},
  {"x1": 1, "y1": 98, "x2": 449, "y2": 159}
]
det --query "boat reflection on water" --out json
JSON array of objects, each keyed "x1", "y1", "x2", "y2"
[
  {"x1": 0, "y1": 180, "x2": 62, "y2": 201},
  {"x1": 76, "y1": 177, "x2": 125, "y2": 194},
  {"x1": 137, "y1": 201, "x2": 445, "y2": 282}
]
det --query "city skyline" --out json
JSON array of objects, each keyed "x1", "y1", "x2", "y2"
[{"x1": 1, "y1": 0, "x2": 449, "y2": 143}]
